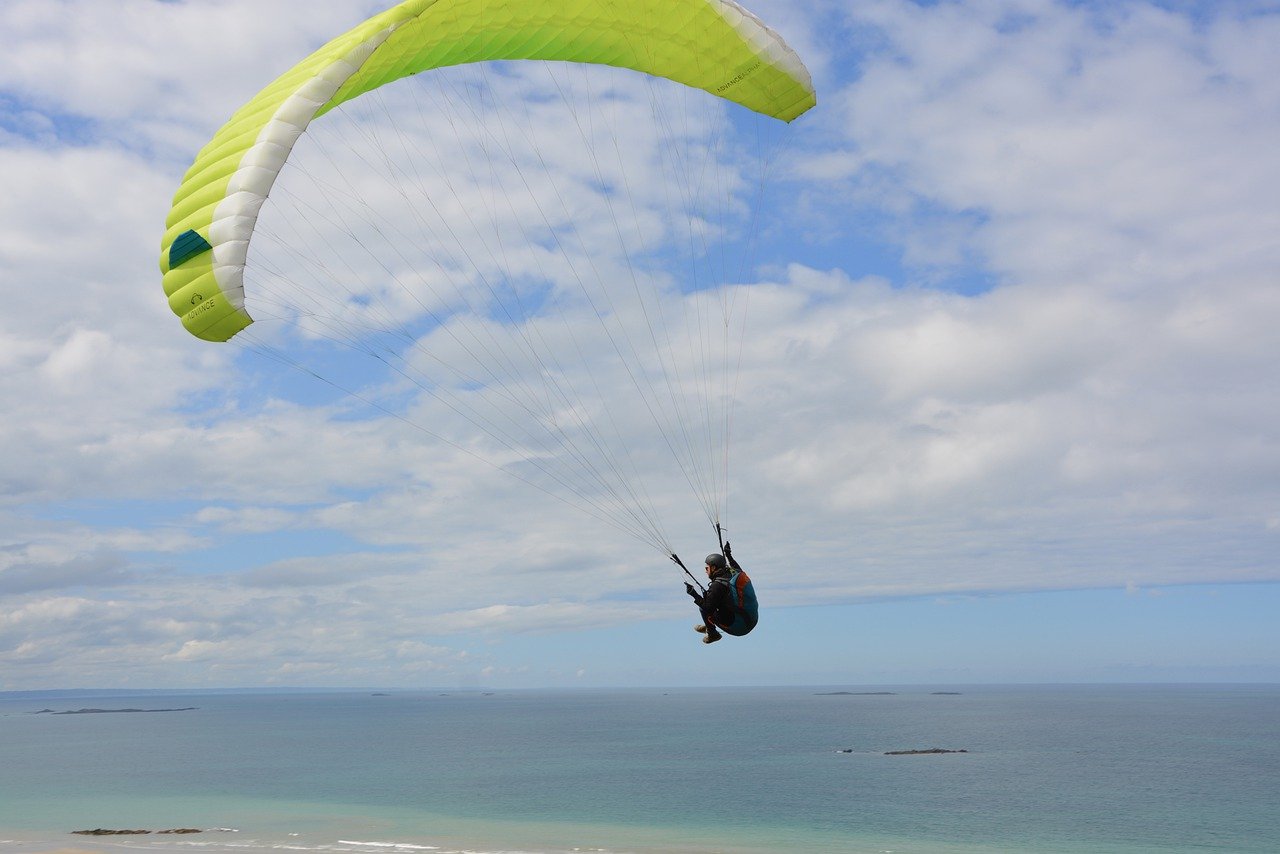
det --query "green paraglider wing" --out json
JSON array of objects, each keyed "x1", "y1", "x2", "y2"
[{"x1": 159, "y1": 0, "x2": 816, "y2": 342}]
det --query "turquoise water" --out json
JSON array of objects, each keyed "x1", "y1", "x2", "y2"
[{"x1": 0, "y1": 685, "x2": 1277, "y2": 853}]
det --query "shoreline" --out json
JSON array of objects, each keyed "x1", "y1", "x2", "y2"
[{"x1": 0, "y1": 824, "x2": 1065, "y2": 854}]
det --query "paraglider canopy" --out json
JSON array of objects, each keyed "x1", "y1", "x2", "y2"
[{"x1": 160, "y1": 0, "x2": 816, "y2": 342}]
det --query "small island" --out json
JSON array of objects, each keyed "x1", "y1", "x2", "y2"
[
  {"x1": 815, "y1": 691, "x2": 896, "y2": 696},
  {"x1": 34, "y1": 707, "x2": 197, "y2": 715},
  {"x1": 885, "y1": 748, "x2": 968, "y2": 755}
]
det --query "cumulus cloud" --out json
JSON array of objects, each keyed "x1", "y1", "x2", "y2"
[
  {"x1": 1, "y1": 0, "x2": 1277, "y2": 687},
  {"x1": 0, "y1": 547, "x2": 134, "y2": 596}
]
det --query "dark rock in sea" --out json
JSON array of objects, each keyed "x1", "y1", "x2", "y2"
[
  {"x1": 73, "y1": 829, "x2": 202, "y2": 836},
  {"x1": 931, "y1": 692, "x2": 962, "y2": 695},
  {"x1": 884, "y1": 748, "x2": 968, "y2": 755},
  {"x1": 835, "y1": 748, "x2": 854, "y2": 753}
]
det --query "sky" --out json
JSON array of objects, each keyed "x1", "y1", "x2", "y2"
[{"x1": 1, "y1": 0, "x2": 1279, "y2": 690}]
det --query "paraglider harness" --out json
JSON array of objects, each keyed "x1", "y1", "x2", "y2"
[{"x1": 672, "y1": 525, "x2": 758, "y2": 636}]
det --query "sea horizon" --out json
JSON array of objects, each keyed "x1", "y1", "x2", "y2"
[{"x1": 6, "y1": 679, "x2": 1277, "y2": 695}]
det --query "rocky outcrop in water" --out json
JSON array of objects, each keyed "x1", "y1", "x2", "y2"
[
  {"x1": 73, "y1": 829, "x2": 203, "y2": 835},
  {"x1": 884, "y1": 748, "x2": 968, "y2": 755}
]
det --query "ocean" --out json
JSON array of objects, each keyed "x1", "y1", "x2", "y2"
[{"x1": 0, "y1": 685, "x2": 1276, "y2": 853}]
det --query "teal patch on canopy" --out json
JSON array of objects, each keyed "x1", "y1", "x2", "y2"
[{"x1": 169, "y1": 229, "x2": 212, "y2": 268}]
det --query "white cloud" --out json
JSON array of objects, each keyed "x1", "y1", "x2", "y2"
[
  {"x1": 1, "y1": 0, "x2": 1278, "y2": 687},
  {"x1": 827, "y1": 0, "x2": 1280, "y2": 289}
]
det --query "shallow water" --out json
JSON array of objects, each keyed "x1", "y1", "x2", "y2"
[{"x1": 1, "y1": 685, "x2": 1277, "y2": 853}]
